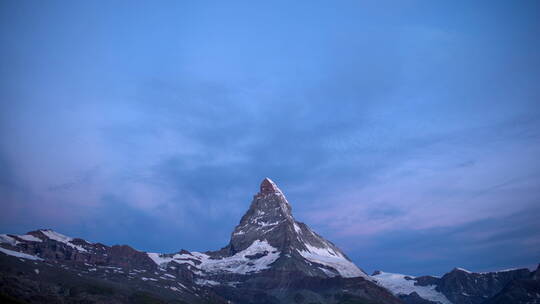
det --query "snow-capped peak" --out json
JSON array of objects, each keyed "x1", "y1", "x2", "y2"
[
  {"x1": 40, "y1": 229, "x2": 73, "y2": 243},
  {"x1": 259, "y1": 177, "x2": 283, "y2": 195},
  {"x1": 227, "y1": 178, "x2": 369, "y2": 280}
]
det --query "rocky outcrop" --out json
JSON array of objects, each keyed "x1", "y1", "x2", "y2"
[
  {"x1": 482, "y1": 264, "x2": 540, "y2": 304},
  {"x1": 433, "y1": 268, "x2": 531, "y2": 304},
  {"x1": 398, "y1": 292, "x2": 439, "y2": 304}
]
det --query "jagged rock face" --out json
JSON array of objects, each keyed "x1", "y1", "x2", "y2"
[
  {"x1": 483, "y1": 267, "x2": 540, "y2": 304},
  {"x1": 225, "y1": 178, "x2": 368, "y2": 279},
  {"x1": 434, "y1": 268, "x2": 532, "y2": 304},
  {"x1": 229, "y1": 178, "x2": 296, "y2": 253}
]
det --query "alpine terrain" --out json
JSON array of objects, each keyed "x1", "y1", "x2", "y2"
[
  {"x1": 1, "y1": 178, "x2": 538, "y2": 303},
  {"x1": 0, "y1": 178, "x2": 400, "y2": 304},
  {"x1": 372, "y1": 266, "x2": 540, "y2": 304}
]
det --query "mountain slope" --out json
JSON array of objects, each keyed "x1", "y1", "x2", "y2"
[
  {"x1": 0, "y1": 229, "x2": 227, "y2": 303},
  {"x1": 482, "y1": 264, "x2": 540, "y2": 304}
]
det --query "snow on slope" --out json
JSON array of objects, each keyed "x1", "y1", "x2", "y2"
[
  {"x1": 0, "y1": 247, "x2": 43, "y2": 261},
  {"x1": 40, "y1": 229, "x2": 88, "y2": 252},
  {"x1": 1, "y1": 234, "x2": 43, "y2": 244},
  {"x1": 0, "y1": 234, "x2": 19, "y2": 246},
  {"x1": 298, "y1": 243, "x2": 368, "y2": 279},
  {"x1": 17, "y1": 234, "x2": 42, "y2": 242},
  {"x1": 454, "y1": 267, "x2": 472, "y2": 274},
  {"x1": 148, "y1": 239, "x2": 280, "y2": 276},
  {"x1": 372, "y1": 271, "x2": 452, "y2": 304}
]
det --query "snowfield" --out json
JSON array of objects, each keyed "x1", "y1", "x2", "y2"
[
  {"x1": 372, "y1": 271, "x2": 452, "y2": 304},
  {"x1": 148, "y1": 239, "x2": 280, "y2": 275}
]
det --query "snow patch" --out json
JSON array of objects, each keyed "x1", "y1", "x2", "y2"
[
  {"x1": 147, "y1": 252, "x2": 199, "y2": 268},
  {"x1": 373, "y1": 271, "x2": 452, "y2": 304},
  {"x1": 40, "y1": 230, "x2": 88, "y2": 252},
  {"x1": 477, "y1": 267, "x2": 524, "y2": 274},
  {"x1": 195, "y1": 279, "x2": 220, "y2": 286},
  {"x1": 0, "y1": 247, "x2": 43, "y2": 261},
  {"x1": 192, "y1": 239, "x2": 280, "y2": 275},
  {"x1": 17, "y1": 234, "x2": 42, "y2": 242},
  {"x1": 455, "y1": 267, "x2": 472, "y2": 274},
  {"x1": 141, "y1": 277, "x2": 158, "y2": 281},
  {"x1": 147, "y1": 252, "x2": 171, "y2": 266},
  {"x1": 298, "y1": 243, "x2": 368, "y2": 279},
  {"x1": 293, "y1": 223, "x2": 302, "y2": 234},
  {"x1": 318, "y1": 267, "x2": 338, "y2": 277},
  {"x1": 494, "y1": 268, "x2": 522, "y2": 273},
  {"x1": 148, "y1": 240, "x2": 280, "y2": 275},
  {"x1": 0, "y1": 234, "x2": 19, "y2": 246}
]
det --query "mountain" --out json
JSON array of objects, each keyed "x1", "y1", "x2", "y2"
[
  {"x1": 372, "y1": 266, "x2": 540, "y2": 304},
  {"x1": 0, "y1": 229, "x2": 225, "y2": 303},
  {"x1": 482, "y1": 264, "x2": 540, "y2": 304},
  {"x1": 0, "y1": 178, "x2": 400, "y2": 304}
]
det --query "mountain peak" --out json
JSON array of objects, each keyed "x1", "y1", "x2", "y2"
[
  {"x1": 225, "y1": 177, "x2": 369, "y2": 279},
  {"x1": 259, "y1": 177, "x2": 282, "y2": 195}
]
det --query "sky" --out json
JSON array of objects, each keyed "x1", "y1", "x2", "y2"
[{"x1": 1, "y1": 0, "x2": 539, "y2": 276}]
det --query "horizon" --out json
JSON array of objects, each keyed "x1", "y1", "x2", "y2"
[
  {"x1": 2, "y1": 176, "x2": 538, "y2": 276},
  {"x1": 1, "y1": 0, "x2": 539, "y2": 277}
]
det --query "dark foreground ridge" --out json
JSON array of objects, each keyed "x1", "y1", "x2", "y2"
[{"x1": 1, "y1": 178, "x2": 538, "y2": 304}]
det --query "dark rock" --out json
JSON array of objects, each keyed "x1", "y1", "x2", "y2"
[
  {"x1": 483, "y1": 276, "x2": 540, "y2": 304},
  {"x1": 436, "y1": 268, "x2": 531, "y2": 304},
  {"x1": 413, "y1": 275, "x2": 440, "y2": 287},
  {"x1": 398, "y1": 292, "x2": 438, "y2": 304},
  {"x1": 532, "y1": 264, "x2": 540, "y2": 280}
]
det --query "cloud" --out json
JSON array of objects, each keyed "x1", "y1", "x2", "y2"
[
  {"x1": 1, "y1": 0, "x2": 539, "y2": 273},
  {"x1": 302, "y1": 116, "x2": 540, "y2": 236},
  {"x1": 345, "y1": 207, "x2": 540, "y2": 276}
]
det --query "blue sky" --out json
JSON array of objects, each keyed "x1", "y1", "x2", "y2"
[{"x1": 1, "y1": 0, "x2": 539, "y2": 276}]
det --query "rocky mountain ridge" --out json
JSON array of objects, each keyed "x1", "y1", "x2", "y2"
[
  {"x1": 0, "y1": 178, "x2": 399, "y2": 304},
  {"x1": 1, "y1": 178, "x2": 538, "y2": 304},
  {"x1": 372, "y1": 266, "x2": 540, "y2": 304}
]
